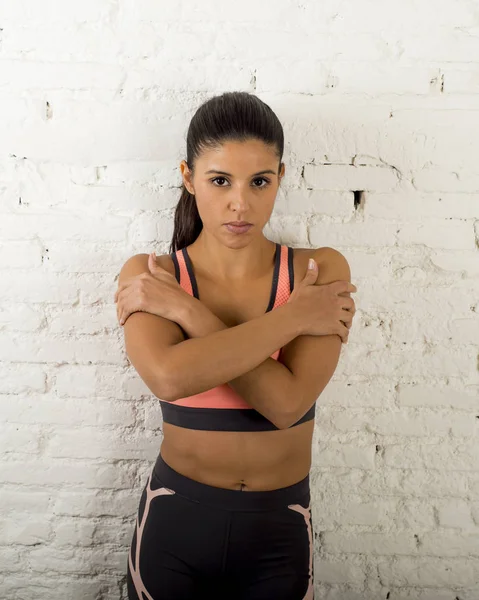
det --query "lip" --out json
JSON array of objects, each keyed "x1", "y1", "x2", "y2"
[
  {"x1": 224, "y1": 221, "x2": 252, "y2": 226},
  {"x1": 224, "y1": 223, "x2": 253, "y2": 234}
]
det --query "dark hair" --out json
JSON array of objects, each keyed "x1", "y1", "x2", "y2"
[{"x1": 169, "y1": 91, "x2": 285, "y2": 254}]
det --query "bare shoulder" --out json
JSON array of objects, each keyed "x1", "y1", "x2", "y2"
[
  {"x1": 293, "y1": 246, "x2": 350, "y2": 284},
  {"x1": 118, "y1": 252, "x2": 176, "y2": 281},
  {"x1": 155, "y1": 253, "x2": 177, "y2": 277},
  {"x1": 115, "y1": 252, "x2": 185, "y2": 400}
]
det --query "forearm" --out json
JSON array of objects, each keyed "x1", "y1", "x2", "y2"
[
  {"x1": 163, "y1": 299, "x2": 301, "y2": 414},
  {"x1": 173, "y1": 298, "x2": 301, "y2": 428}
]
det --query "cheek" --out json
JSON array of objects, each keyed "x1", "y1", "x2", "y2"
[
  {"x1": 260, "y1": 193, "x2": 276, "y2": 217},
  {"x1": 194, "y1": 199, "x2": 215, "y2": 223}
]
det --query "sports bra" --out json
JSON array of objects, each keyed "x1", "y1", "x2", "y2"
[{"x1": 159, "y1": 242, "x2": 316, "y2": 431}]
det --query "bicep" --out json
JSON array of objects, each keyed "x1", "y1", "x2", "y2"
[
  {"x1": 278, "y1": 248, "x2": 351, "y2": 411},
  {"x1": 117, "y1": 254, "x2": 185, "y2": 401}
]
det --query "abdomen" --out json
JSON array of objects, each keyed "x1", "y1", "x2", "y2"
[{"x1": 160, "y1": 420, "x2": 314, "y2": 491}]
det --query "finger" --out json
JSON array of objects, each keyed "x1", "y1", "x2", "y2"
[
  {"x1": 118, "y1": 294, "x2": 134, "y2": 325},
  {"x1": 119, "y1": 286, "x2": 143, "y2": 324},
  {"x1": 118, "y1": 303, "x2": 123, "y2": 325},
  {"x1": 149, "y1": 252, "x2": 168, "y2": 275},
  {"x1": 115, "y1": 282, "x2": 128, "y2": 301},
  {"x1": 116, "y1": 274, "x2": 138, "y2": 297},
  {"x1": 115, "y1": 276, "x2": 139, "y2": 304},
  {"x1": 336, "y1": 281, "x2": 357, "y2": 293},
  {"x1": 117, "y1": 301, "x2": 125, "y2": 325},
  {"x1": 149, "y1": 252, "x2": 161, "y2": 268}
]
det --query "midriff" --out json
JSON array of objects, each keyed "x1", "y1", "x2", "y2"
[{"x1": 160, "y1": 418, "x2": 314, "y2": 491}]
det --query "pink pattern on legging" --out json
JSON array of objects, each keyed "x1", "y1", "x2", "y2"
[
  {"x1": 288, "y1": 502, "x2": 314, "y2": 600},
  {"x1": 128, "y1": 473, "x2": 176, "y2": 600}
]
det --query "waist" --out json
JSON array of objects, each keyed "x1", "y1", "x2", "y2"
[
  {"x1": 153, "y1": 450, "x2": 310, "y2": 510},
  {"x1": 160, "y1": 420, "x2": 314, "y2": 491}
]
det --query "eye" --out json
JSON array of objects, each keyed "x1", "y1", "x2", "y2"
[
  {"x1": 211, "y1": 176, "x2": 228, "y2": 186},
  {"x1": 210, "y1": 177, "x2": 271, "y2": 188},
  {"x1": 253, "y1": 177, "x2": 271, "y2": 188}
]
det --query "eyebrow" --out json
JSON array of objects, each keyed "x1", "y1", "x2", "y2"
[{"x1": 204, "y1": 169, "x2": 277, "y2": 177}]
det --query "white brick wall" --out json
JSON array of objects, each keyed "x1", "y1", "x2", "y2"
[{"x1": 0, "y1": 0, "x2": 478, "y2": 598}]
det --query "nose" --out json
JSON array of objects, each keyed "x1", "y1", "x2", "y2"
[{"x1": 229, "y1": 188, "x2": 251, "y2": 212}]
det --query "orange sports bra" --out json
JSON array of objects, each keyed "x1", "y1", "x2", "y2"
[{"x1": 159, "y1": 242, "x2": 316, "y2": 431}]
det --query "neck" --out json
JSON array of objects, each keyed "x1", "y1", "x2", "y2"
[{"x1": 189, "y1": 232, "x2": 276, "y2": 284}]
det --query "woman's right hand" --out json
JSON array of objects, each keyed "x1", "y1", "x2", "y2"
[
  {"x1": 115, "y1": 253, "x2": 191, "y2": 326},
  {"x1": 286, "y1": 259, "x2": 357, "y2": 342}
]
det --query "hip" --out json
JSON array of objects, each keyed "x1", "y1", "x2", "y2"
[{"x1": 127, "y1": 453, "x2": 315, "y2": 599}]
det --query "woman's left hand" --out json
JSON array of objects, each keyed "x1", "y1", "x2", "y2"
[{"x1": 114, "y1": 253, "x2": 187, "y2": 326}]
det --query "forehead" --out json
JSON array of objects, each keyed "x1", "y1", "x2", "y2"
[{"x1": 197, "y1": 139, "x2": 278, "y2": 172}]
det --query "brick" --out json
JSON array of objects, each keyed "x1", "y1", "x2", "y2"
[
  {"x1": 378, "y1": 556, "x2": 479, "y2": 587},
  {"x1": 304, "y1": 164, "x2": 399, "y2": 192},
  {"x1": 398, "y1": 383, "x2": 478, "y2": 410},
  {"x1": 366, "y1": 193, "x2": 479, "y2": 220},
  {"x1": 420, "y1": 532, "x2": 479, "y2": 557},
  {"x1": 396, "y1": 220, "x2": 476, "y2": 250},
  {"x1": 413, "y1": 169, "x2": 479, "y2": 192},
  {"x1": 0, "y1": 424, "x2": 41, "y2": 455},
  {"x1": 437, "y1": 499, "x2": 476, "y2": 530},
  {"x1": 384, "y1": 441, "x2": 479, "y2": 471},
  {"x1": 275, "y1": 189, "x2": 354, "y2": 217},
  {"x1": 322, "y1": 532, "x2": 417, "y2": 555},
  {"x1": 315, "y1": 556, "x2": 366, "y2": 586},
  {"x1": 0, "y1": 459, "x2": 138, "y2": 489},
  {"x1": 0, "y1": 0, "x2": 116, "y2": 23},
  {"x1": 0, "y1": 395, "x2": 135, "y2": 427},
  {"x1": 331, "y1": 408, "x2": 476, "y2": 438},
  {"x1": 312, "y1": 442, "x2": 376, "y2": 470},
  {"x1": 310, "y1": 221, "x2": 398, "y2": 247},
  {"x1": 0, "y1": 518, "x2": 51, "y2": 545},
  {"x1": 46, "y1": 428, "x2": 159, "y2": 460}
]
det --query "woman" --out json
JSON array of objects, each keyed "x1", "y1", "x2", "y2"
[{"x1": 115, "y1": 91, "x2": 357, "y2": 599}]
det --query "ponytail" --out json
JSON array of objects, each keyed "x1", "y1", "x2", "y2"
[{"x1": 169, "y1": 184, "x2": 203, "y2": 254}]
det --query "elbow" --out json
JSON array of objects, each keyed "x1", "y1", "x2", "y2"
[
  {"x1": 275, "y1": 416, "x2": 295, "y2": 430},
  {"x1": 276, "y1": 397, "x2": 315, "y2": 430},
  {"x1": 157, "y1": 385, "x2": 177, "y2": 403},
  {"x1": 273, "y1": 410, "x2": 298, "y2": 430},
  {"x1": 271, "y1": 401, "x2": 300, "y2": 430},
  {"x1": 155, "y1": 369, "x2": 178, "y2": 403}
]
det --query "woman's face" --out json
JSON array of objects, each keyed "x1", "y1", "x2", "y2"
[{"x1": 180, "y1": 139, "x2": 284, "y2": 243}]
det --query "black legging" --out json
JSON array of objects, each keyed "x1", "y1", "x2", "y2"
[{"x1": 126, "y1": 451, "x2": 315, "y2": 599}]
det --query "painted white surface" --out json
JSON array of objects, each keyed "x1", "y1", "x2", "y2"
[{"x1": 0, "y1": 1, "x2": 478, "y2": 598}]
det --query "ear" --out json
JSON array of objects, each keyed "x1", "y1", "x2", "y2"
[{"x1": 180, "y1": 160, "x2": 195, "y2": 195}]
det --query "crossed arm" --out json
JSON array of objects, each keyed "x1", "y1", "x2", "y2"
[{"x1": 174, "y1": 247, "x2": 352, "y2": 428}]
